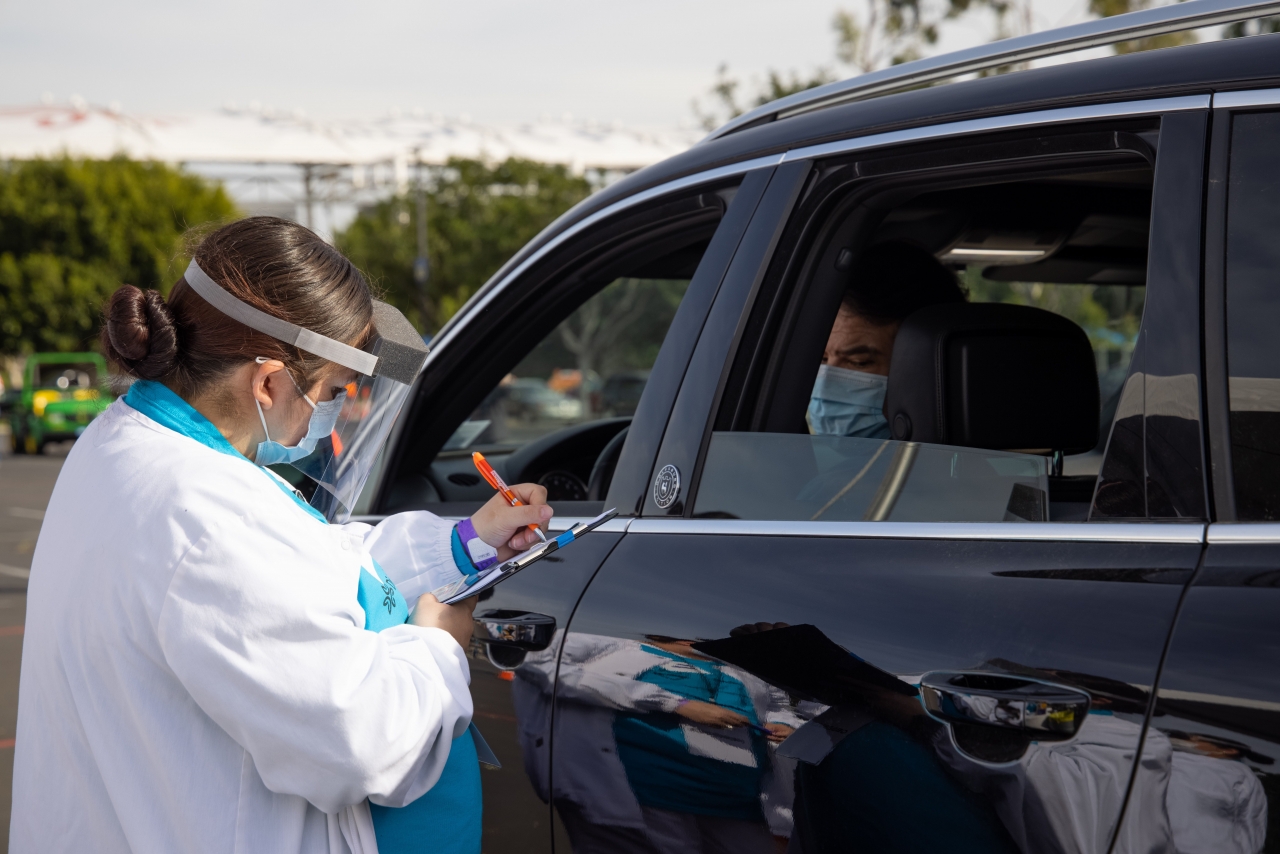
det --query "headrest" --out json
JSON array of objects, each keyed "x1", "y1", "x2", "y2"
[{"x1": 884, "y1": 302, "x2": 1099, "y2": 454}]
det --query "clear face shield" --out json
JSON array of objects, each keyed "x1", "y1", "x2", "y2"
[
  {"x1": 291, "y1": 370, "x2": 413, "y2": 520},
  {"x1": 183, "y1": 261, "x2": 430, "y2": 522}
]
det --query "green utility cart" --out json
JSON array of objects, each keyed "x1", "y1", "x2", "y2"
[{"x1": 6, "y1": 353, "x2": 113, "y2": 455}]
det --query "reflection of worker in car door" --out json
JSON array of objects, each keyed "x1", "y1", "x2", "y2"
[
  {"x1": 511, "y1": 632, "x2": 798, "y2": 853},
  {"x1": 611, "y1": 636, "x2": 790, "y2": 854},
  {"x1": 808, "y1": 240, "x2": 966, "y2": 437},
  {"x1": 789, "y1": 668, "x2": 1021, "y2": 854}
]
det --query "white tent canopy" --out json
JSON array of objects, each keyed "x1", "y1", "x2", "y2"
[{"x1": 0, "y1": 102, "x2": 700, "y2": 172}]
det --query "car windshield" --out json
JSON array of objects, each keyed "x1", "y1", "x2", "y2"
[{"x1": 34, "y1": 363, "x2": 99, "y2": 390}]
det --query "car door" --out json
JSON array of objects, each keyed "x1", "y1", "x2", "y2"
[
  {"x1": 1143, "y1": 90, "x2": 1280, "y2": 854},
  {"x1": 554, "y1": 98, "x2": 1211, "y2": 854},
  {"x1": 365, "y1": 165, "x2": 775, "y2": 854}
]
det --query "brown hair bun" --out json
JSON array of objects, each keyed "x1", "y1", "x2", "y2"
[
  {"x1": 99, "y1": 217, "x2": 372, "y2": 397},
  {"x1": 101, "y1": 285, "x2": 179, "y2": 381}
]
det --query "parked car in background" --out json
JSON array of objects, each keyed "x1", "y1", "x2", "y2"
[
  {"x1": 7, "y1": 353, "x2": 112, "y2": 455},
  {"x1": 600, "y1": 370, "x2": 650, "y2": 417},
  {"x1": 341, "y1": 4, "x2": 1280, "y2": 851},
  {"x1": 504, "y1": 378, "x2": 585, "y2": 422}
]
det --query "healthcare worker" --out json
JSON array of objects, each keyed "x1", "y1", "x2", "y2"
[
  {"x1": 10, "y1": 216, "x2": 552, "y2": 854},
  {"x1": 808, "y1": 240, "x2": 966, "y2": 438}
]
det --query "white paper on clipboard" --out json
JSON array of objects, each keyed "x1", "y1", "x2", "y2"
[{"x1": 432, "y1": 509, "x2": 617, "y2": 605}]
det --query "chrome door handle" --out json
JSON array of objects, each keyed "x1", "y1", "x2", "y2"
[
  {"x1": 920, "y1": 671, "x2": 1090, "y2": 740},
  {"x1": 475, "y1": 610, "x2": 556, "y2": 652}
]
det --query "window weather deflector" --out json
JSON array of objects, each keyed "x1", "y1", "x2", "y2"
[
  {"x1": 781, "y1": 96, "x2": 1208, "y2": 165},
  {"x1": 706, "y1": 0, "x2": 1280, "y2": 140}
]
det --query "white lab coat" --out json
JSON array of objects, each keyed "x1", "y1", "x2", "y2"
[
  {"x1": 1167, "y1": 750, "x2": 1268, "y2": 854},
  {"x1": 10, "y1": 398, "x2": 473, "y2": 854},
  {"x1": 1022, "y1": 714, "x2": 1174, "y2": 854}
]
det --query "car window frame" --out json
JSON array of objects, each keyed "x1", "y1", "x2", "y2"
[
  {"x1": 367, "y1": 167, "x2": 775, "y2": 519},
  {"x1": 1202, "y1": 88, "x2": 1280, "y2": 525},
  {"x1": 652, "y1": 95, "x2": 1214, "y2": 532}
]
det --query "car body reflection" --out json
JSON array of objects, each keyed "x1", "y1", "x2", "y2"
[
  {"x1": 515, "y1": 630, "x2": 802, "y2": 853},
  {"x1": 481, "y1": 621, "x2": 1278, "y2": 854}
]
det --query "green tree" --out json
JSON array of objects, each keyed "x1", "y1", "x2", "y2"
[
  {"x1": 1090, "y1": 0, "x2": 1194, "y2": 53},
  {"x1": 1222, "y1": 13, "x2": 1280, "y2": 38},
  {"x1": 337, "y1": 158, "x2": 593, "y2": 333},
  {"x1": 694, "y1": 64, "x2": 837, "y2": 130},
  {"x1": 0, "y1": 156, "x2": 237, "y2": 355},
  {"x1": 694, "y1": 0, "x2": 1013, "y2": 130},
  {"x1": 695, "y1": 0, "x2": 1217, "y2": 130}
]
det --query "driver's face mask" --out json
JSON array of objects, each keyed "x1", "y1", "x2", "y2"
[
  {"x1": 252, "y1": 358, "x2": 347, "y2": 467},
  {"x1": 807, "y1": 364, "x2": 892, "y2": 439}
]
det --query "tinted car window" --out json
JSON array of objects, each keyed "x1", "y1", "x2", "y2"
[
  {"x1": 695, "y1": 434, "x2": 1049, "y2": 521},
  {"x1": 963, "y1": 276, "x2": 1145, "y2": 469},
  {"x1": 427, "y1": 267, "x2": 697, "y2": 505},
  {"x1": 1225, "y1": 111, "x2": 1280, "y2": 520},
  {"x1": 698, "y1": 166, "x2": 1151, "y2": 523}
]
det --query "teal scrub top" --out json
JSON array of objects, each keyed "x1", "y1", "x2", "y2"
[{"x1": 612, "y1": 644, "x2": 767, "y2": 821}]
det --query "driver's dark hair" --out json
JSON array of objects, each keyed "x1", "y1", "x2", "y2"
[
  {"x1": 101, "y1": 216, "x2": 373, "y2": 398},
  {"x1": 842, "y1": 239, "x2": 966, "y2": 325}
]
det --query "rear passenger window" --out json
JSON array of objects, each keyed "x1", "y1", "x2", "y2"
[
  {"x1": 695, "y1": 157, "x2": 1152, "y2": 523},
  {"x1": 1225, "y1": 111, "x2": 1280, "y2": 520}
]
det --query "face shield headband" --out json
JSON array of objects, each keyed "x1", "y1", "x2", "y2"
[
  {"x1": 182, "y1": 260, "x2": 430, "y2": 521},
  {"x1": 182, "y1": 260, "x2": 427, "y2": 384}
]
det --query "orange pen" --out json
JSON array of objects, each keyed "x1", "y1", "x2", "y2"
[{"x1": 472, "y1": 451, "x2": 548, "y2": 543}]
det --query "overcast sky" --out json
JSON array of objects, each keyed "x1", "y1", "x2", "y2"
[{"x1": 0, "y1": 0, "x2": 1106, "y2": 128}]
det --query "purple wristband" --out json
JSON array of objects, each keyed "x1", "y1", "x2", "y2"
[{"x1": 456, "y1": 518, "x2": 499, "y2": 570}]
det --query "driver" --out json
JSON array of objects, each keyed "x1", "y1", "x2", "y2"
[{"x1": 808, "y1": 240, "x2": 966, "y2": 438}]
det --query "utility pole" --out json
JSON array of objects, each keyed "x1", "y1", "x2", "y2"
[
  {"x1": 302, "y1": 164, "x2": 315, "y2": 230},
  {"x1": 412, "y1": 154, "x2": 431, "y2": 330}
]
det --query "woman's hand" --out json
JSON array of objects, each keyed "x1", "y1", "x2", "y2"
[
  {"x1": 411, "y1": 594, "x2": 478, "y2": 648},
  {"x1": 675, "y1": 699, "x2": 750, "y2": 729},
  {"x1": 470, "y1": 483, "x2": 553, "y2": 559}
]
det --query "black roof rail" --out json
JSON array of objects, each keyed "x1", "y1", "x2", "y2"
[{"x1": 705, "y1": 0, "x2": 1280, "y2": 141}]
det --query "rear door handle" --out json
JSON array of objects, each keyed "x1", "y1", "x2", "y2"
[
  {"x1": 920, "y1": 670, "x2": 1090, "y2": 740},
  {"x1": 475, "y1": 610, "x2": 556, "y2": 652}
]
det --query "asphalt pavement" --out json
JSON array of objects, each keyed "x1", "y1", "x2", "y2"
[{"x1": 0, "y1": 442, "x2": 70, "y2": 852}]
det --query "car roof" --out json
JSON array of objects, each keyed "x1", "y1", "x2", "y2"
[{"x1": 482, "y1": 33, "x2": 1280, "y2": 300}]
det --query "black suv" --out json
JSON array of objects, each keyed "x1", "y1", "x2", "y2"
[{"x1": 360, "y1": 8, "x2": 1280, "y2": 852}]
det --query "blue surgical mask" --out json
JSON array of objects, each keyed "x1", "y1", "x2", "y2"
[
  {"x1": 253, "y1": 364, "x2": 346, "y2": 467},
  {"x1": 807, "y1": 364, "x2": 891, "y2": 438}
]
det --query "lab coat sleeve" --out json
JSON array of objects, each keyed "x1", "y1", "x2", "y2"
[
  {"x1": 156, "y1": 515, "x2": 473, "y2": 814},
  {"x1": 356, "y1": 511, "x2": 462, "y2": 603}
]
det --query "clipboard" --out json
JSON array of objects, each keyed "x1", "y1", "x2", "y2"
[{"x1": 432, "y1": 509, "x2": 618, "y2": 605}]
